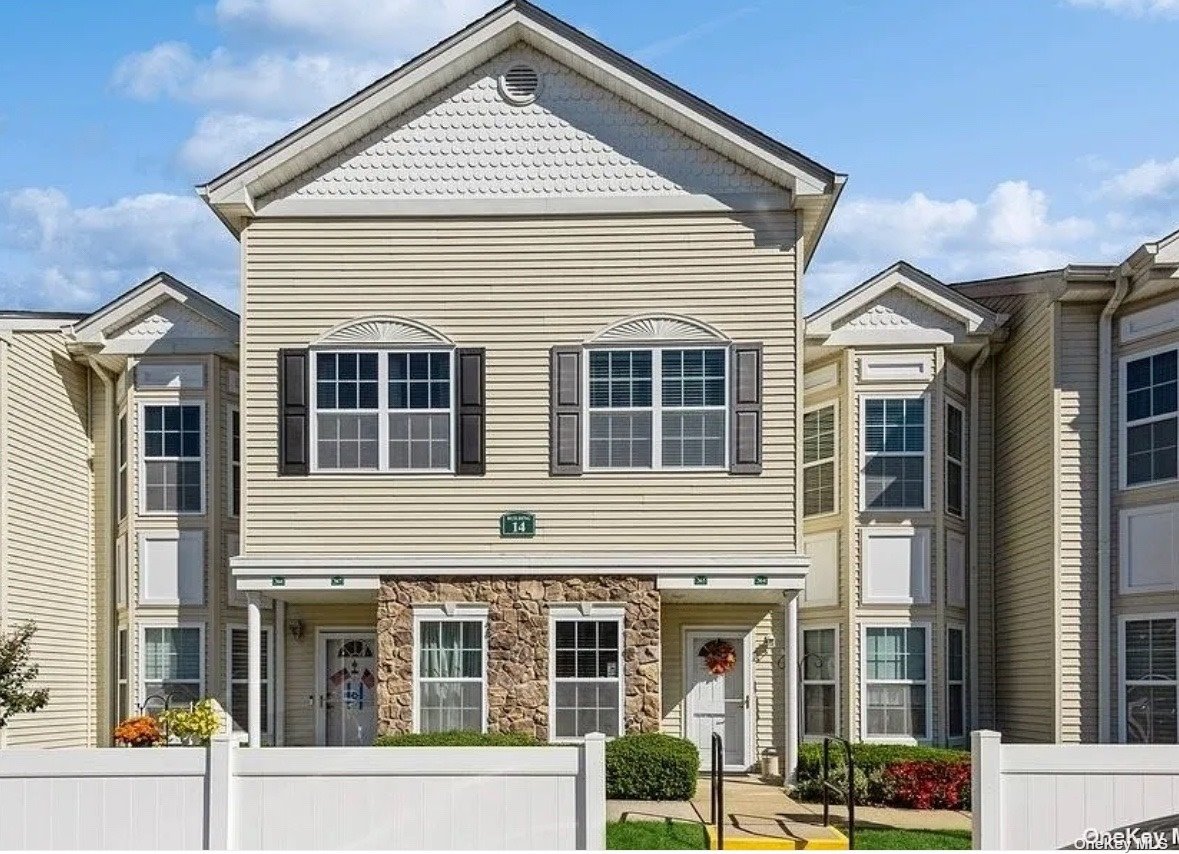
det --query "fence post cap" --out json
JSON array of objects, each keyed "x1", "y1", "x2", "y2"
[
  {"x1": 972, "y1": 729, "x2": 1002, "y2": 740},
  {"x1": 584, "y1": 731, "x2": 607, "y2": 742}
]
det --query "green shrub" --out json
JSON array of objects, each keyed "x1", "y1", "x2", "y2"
[
  {"x1": 793, "y1": 742, "x2": 969, "y2": 809},
  {"x1": 605, "y1": 733, "x2": 698, "y2": 801},
  {"x1": 373, "y1": 730, "x2": 543, "y2": 747},
  {"x1": 790, "y1": 763, "x2": 871, "y2": 806}
]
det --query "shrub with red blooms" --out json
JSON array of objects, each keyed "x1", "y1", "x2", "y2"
[{"x1": 882, "y1": 760, "x2": 971, "y2": 810}]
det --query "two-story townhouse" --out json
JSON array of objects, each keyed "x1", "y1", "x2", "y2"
[
  {"x1": 0, "y1": 274, "x2": 244, "y2": 747},
  {"x1": 799, "y1": 264, "x2": 1006, "y2": 747},
  {"x1": 197, "y1": 0, "x2": 842, "y2": 770}
]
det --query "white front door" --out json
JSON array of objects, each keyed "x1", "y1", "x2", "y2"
[
  {"x1": 684, "y1": 630, "x2": 749, "y2": 771},
  {"x1": 319, "y1": 632, "x2": 378, "y2": 746}
]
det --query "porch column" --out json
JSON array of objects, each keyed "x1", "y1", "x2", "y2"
[
  {"x1": 783, "y1": 593, "x2": 799, "y2": 783},
  {"x1": 247, "y1": 592, "x2": 262, "y2": 748}
]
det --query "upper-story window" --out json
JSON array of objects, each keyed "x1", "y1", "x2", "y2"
[
  {"x1": 142, "y1": 404, "x2": 204, "y2": 514},
  {"x1": 862, "y1": 397, "x2": 926, "y2": 510},
  {"x1": 1125, "y1": 349, "x2": 1178, "y2": 487},
  {"x1": 229, "y1": 408, "x2": 241, "y2": 517},
  {"x1": 586, "y1": 347, "x2": 727, "y2": 470},
  {"x1": 312, "y1": 350, "x2": 453, "y2": 472},
  {"x1": 803, "y1": 405, "x2": 836, "y2": 516},
  {"x1": 945, "y1": 403, "x2": 964, "y2": 517},
  {"x1": 117, "y1": 412, "x2": 128, "y2": 521}
]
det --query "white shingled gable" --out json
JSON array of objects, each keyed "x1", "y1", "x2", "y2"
[
  {"x1": 267, "y1": 45, "x2": 780, "y2": 205},
  {"x1": 829, "y1": 289, "x2": 963, "y2": 345}
]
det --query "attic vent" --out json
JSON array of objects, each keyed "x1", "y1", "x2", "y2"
[{"x1": 499, "y1": 64, "x2": 540, "y2": 104}]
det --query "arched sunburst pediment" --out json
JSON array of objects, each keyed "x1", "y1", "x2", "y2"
[
  {"x1": 590, "y1": 313, "x2": 728, "y2": 344},
  {"x1": 313, "y1": 316, "x2": 452, "y2": 346}
]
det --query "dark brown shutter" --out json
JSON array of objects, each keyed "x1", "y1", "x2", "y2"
[
  {"x1": 455, "y1": 348, "x2": 486, "y2": 476},
  {"x1": 730, "y1": 342, "x2": 763, "y2": 474},
  {"x1": 550, "y1": 346, "x2": 582, "y2": 475},
  {"x1": 278, "y1": 349, "x2": 309, "y2": 476}
]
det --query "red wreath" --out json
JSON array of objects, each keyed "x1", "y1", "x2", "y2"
[{"x1": 699, "y1": 639, "x2": 737, "y2": 676}]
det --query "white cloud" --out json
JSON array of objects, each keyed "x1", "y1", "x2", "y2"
[
  {"x1": 1099, "y1": 156, "x2": 1179, "y2": 202},
  {"x1": 807, "y1": 180, "x2": 1099, "y2": 310},
  {"x1": 0, "y1": 188, "x2": 237, "y2": 310},
  {"x1": 1064, "y1": 0, "x2": 1179, "y2": 16},
  {"x1": 213, "y1": 0, "x2": 495, "y2": 52},
  {"x1": 177, "y1": 112, "x2": 295, "y2": 176}
]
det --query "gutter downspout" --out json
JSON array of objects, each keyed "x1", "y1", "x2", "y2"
[
  {"x1": 969, "y1": 344, "x2": 991, "y2": 731},
  {"x1": 1098, "y1": 272, "x2": 1130, "y2": 743},
  {"x1": 86, "y1": 357, "x2": 119, "y2": 746}
]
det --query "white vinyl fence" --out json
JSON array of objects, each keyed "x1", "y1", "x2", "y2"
[
  {"x1": 973, "y1": 730, "x2": 1179, "y2": 849},
  {"x1": 0, "y1": 732, "x2": 606, "y2": 851}
]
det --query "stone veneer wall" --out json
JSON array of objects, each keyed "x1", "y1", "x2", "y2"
[{"x1": 376, "y1": 576, "x2": 660, "y2": 739}]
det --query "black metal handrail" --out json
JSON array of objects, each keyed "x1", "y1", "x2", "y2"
[
  {"x1": 709, "y1": 732, "x2": 724, "y2": 850},
  {"x1": 821, "y1": 735, "x2": 855, "y2": 850}
]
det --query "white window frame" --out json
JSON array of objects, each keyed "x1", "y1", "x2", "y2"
[
  {"x1": 1118, "y1": 612, "x2": 1179, "y2": 744},
  {"x1": 225, "y1": 624, "x2": 274, "y2": 740},
  {"x1": 1120, "y1": 344, "x2": 1179, "y2": 491},
  {"x1": 309, "y1": 348, "x2": 456, "y2": 474},
  {"x1": 859, "y1": 392, "x2": 930, "y2": 512},
  {"x1": 138, "y1": 400, "x2": 206, "y2": 516},
  {"x1": 859, "y1": 619, "x2": 932, "y2": 744},
  {"x1": 228, "y1": 407, "x2": 240, "y2": 518},
  {"x1": 411, "y1": 604, "x2": 488, "y2": 733},
  {"x1": 138, "y1": 529, "x2": 205, "y2": 606},
  {"x1": 547, "y1": 604, "x2": 625, "y2": 743},
  {"x1": 117, "y1": 409, "x2": 128, "y2": 521},
  {"x1": 799, "y1": 623, "x2": 840, "y2": 741},
  {"x1": 115, "y1": 535, "x2": 127, "y2": 609},
  {"x1": 802, "y1": 402, "x2": 838, "y2": 518},
  {"x1": 944, "y1": 400, "x2": 965, "y2": 518},
  {"x1": 860, "y1": 526, "x2": 931, "y2": 605},
  {"x1": 583, "y1": 345, "x2": 729, "y2": 472},
  {"x1": 946, "y1": 624, "x2": 967, "y2": 743},
  {"x1": 116, "y1": 626, "x2": 129, "y2": 723},
  {"x1": 138, "y1": 621, "x2": 205, "y2": 711},
  {"x1": 1119, "y1": 504, "x2": 1179, "y2": 594}
]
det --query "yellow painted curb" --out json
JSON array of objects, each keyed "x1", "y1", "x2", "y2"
[{"x1": 705, "y1": 824, "x2": 849, "y2": 850}]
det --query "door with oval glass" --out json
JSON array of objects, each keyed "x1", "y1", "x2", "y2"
[
  {"x1": 684, "y1": 629, "x2": 751, "y2": 771},
  {"x1": 318, "y1": 632, "x2": 378, "y2": 746}
]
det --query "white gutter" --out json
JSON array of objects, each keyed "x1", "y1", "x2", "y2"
[
  {"x1": 969, "y1": 344, "x2": 991, "y2": 730},
  {"x1": 1098, "y1": 272, "x2": 1130, "y2": 742}
]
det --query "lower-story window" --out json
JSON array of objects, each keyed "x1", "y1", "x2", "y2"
[
  {"x1": 947, "y1": 627, "x2": 966, "y2": 740},
  {"x1": 227, "y1": 626, "x2": 272, "y2": 738},
  {"x1": 550, "y1": 613, "x2": 623, "y2": 739},
  {"x1": 117, "y1": 628, "x2": 129, "y2": 722},
  {"x1": 141, "y1": 624, "x2": 204, "y2": 709},
  {"x1": 801, "y1": 627, "x2": 838, "y2": 737},
  {"x1": 1123, "y1": 616, "x2": 1178, "y2": 744},
  {"x1": 863, "y1": 624, "x2": 928, "y2": 741},
  {"x1": 416, "y1": 616, "x2": 486, "y2": 732}
]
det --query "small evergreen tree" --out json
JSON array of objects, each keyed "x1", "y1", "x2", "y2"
[{"x1": 0, "y1": 622, "x2": 49, "y2": 728}]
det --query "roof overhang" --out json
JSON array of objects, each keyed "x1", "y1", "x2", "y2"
[{"x1": 197, "y1": 0, "x2": 841, "y2": 263}]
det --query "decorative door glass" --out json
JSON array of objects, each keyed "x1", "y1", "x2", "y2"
[{"x1": 324, "y1": 636, "x2": 377, "y2": 746}]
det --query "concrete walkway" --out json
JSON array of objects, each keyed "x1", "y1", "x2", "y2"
[{"x1": 607, "y1": 774, "x2": 972, "y2": 834}]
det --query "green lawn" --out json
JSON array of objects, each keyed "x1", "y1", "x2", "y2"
[
  {"x1": 606, "y1": 820, "x2": 708, "y2": 850},
  {"x1": 854, "y1": 828, "x2": 972, "y2": 849}
]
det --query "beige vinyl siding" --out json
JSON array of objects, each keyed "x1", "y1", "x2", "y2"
[
  {"x1": 1055, "y1": 302, "x2": 1101, "y2": 742},
  {"x1": 90, "y1": 367, "x2": 114, "y2": 744},
  {"x1": 659, "y1": 603, "x2": 783, "y2": 763},
  {"x1": 2, "y1": 331, "x2": 96, "y2": 747},
  {"x1": 986, "y1": 294, "x2": 1059, "y2": 742},
  {"x1": 241, "y1": 213, "x2": 798, "y2": 554},
  {"x1": 282, "y1": 603, "x2": 377, "y2": 746},
  {"x1": 973, "y1": 355, "x2": 997, "y2": 729}
]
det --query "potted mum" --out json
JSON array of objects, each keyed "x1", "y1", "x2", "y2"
[{"x1": 113, "y1": 715, "x2": 162, "y2": 747}]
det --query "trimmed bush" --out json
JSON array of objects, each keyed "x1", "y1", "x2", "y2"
[
  {"x1": 793, "y1": 742, "x2": 969, "y2": 809},
  {"x1": 605, "y1": 733, "x2": 698, "y2": 801},
  {"x1": 373, "y1": 730, "x2": 543, "y2": 747}
]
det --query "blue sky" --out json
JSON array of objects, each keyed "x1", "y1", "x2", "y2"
[{"x1": 2, "y1": 0, "x2": 1178, "y2": 311}]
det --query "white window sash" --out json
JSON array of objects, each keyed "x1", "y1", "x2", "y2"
[
  {"x1": 138, "y1": 622, "x2": 205, "y2": 711},
  {"x1": 945, "y1": 401, "x2": 965, "y2": 517},
  {"x1": 138, "y1": 401, "x2": 206, "y2": 516},
  {"x1": 583, "y1": 346, "x2": 729, "y2": 472},
  {"x1": 310, "y1": 348, "x2": 455, "y2": 474},
  {"x1": 1121, "y1": 347, "x2": 1179, "y2": 489},
  {"x1": 803, "y1": 403, "x2": 838, "y2": 517},
  {"x1": 411, "y1": 614, "x2": 487, "y2": 733},
  {"x1": 859, "y1": 393, "x2": 930, "y2": 512},
  {"x1": 800, "y1": 625, "x2": 840, "y2": 738},
  {"x1": 946, "y1": 626, "x2": 967, "y2": 740},
  {"x1": 225, "y1": 626, "x2": 273, "y2": 737},
  {"x1": 228, "y1": 407, "x2": 240, "y2": 518},
  {"x1": 548, "y1": 615, "x2": 625, "y2": 742},
  {"x1": 1119, "y1": 613, "x2": 1179, "y2": 743},
  {"x1": 860, "y1": 622, "x2": 931, "y2": 742}
]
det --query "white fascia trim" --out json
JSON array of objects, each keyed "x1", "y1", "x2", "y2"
[
  {"x1": 0, "y1": 317, "x2": 78, "y2": 337},
  {"x1": 412, "y1": 602, "x2": 490, "y2": 618},
  {"x1": 232, "y1": 552, "x2": 811, "y2": 576},
  {"x1": 71, "y1": 276, "x2": 239, "y2": 345}
]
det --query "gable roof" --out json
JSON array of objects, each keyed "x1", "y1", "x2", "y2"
[
  {"x1": 68, "y1": 272, "x2": 239, "y2": 346},
  {"x1": 198, "y1": 0, "x2": 843, "y2": 264},
  {"x1": 806, "y1": 261, "x2": 1005, "y2": 340}
]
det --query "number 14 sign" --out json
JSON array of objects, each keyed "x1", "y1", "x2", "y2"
[{"x1": 499, "y1": 511, "x2": 536, "y2": 538}]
